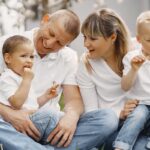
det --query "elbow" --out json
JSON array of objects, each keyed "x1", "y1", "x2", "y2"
[
  {"x1": 122, "y1": 87, "x2": 129, "y2": 92},
  {"x1": 10, "y1": 101, "x2": 22, "y2": 110},
  {"x1": 121, "y1": 79, "x2": 130, "y2": 91},
  {"x1": 12, "y1": 104, "x2": 22, "y2": 110},
  {"x1": 121, "y1": 84, "x2": 130, "y2": 91}
]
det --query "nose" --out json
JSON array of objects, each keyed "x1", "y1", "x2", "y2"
[{"x1": 26, "y1": 57, "x2": 33, "y2": 63}]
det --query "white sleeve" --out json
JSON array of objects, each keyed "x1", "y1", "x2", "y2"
[
  {"x1": 122, "y1": 54, "x2": 131, "y2": 76},
  {"x1": 0, "y1": 76, "x2": 18, "y2": 105},
  {"x1": 76, "y1": 57, "x2": 99, "y2": 112},
  {"x1": 123, "y1": 50, "x2": 140, "y2": 75},
  {"x1": 63, "y1": 50, "x2": 78, "y2": 85}
]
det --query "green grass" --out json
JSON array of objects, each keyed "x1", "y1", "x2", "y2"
[{"x1": 59, "y1": 94, "x2": 64, "y2": 110}]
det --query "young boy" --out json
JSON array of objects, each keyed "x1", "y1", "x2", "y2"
[
  {"x1": 0, "y1": 35, "x2": 62, "y2": 144},
  {"x1": 114, "y1": 11, "x2": 150, "y2": 150}
]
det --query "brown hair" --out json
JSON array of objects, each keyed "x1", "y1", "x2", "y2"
[
  {"x1": 2, "y1": 35, "x2": 32, "y2": 56},
  {"x1": 81, "y1": 8, "x2": 130, "y2": 75}
]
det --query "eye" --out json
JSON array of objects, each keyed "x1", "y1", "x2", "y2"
[
  {"x1": 90, "y1": 36, "x2": 97, "y2": 40},
  {"x1": 20, "y1": 54, "x2": 27, "y2": 58},
  {"x1": 57, "y1": 41, "x2": 64, "y2": 46},
  {"x1": 30, "y1": 55, "x2": 34, "y2": 59}
]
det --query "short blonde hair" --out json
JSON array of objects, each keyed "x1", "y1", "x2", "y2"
[
  {"x1": 136, "y1": 11, "x2": 150, "y2": 35},
  {"x1": 48, "y1": 9, "x2": 80, "y2": 40}
]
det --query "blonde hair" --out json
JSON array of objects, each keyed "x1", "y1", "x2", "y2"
[
  {"x1": 81, "y1": 8, "x2": 130, "y2": 75},
  {"x1": 136, "y1": 11, "x2": 150, "y2": 35},
  {"x1": 48, "y1": 9, "x2": 80, "y2": 40},
  {"x1": 2, "y1": 35, "x2": 32, "y2": 56}
]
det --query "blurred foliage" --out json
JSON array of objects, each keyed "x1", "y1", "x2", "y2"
[{"x1": 59, "y1": 94, "x2": 64, "y2": 110}]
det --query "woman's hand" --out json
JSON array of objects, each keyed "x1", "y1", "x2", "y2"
[{"x1": 120, "y1": 99, "x2": 139, "y2": 119}]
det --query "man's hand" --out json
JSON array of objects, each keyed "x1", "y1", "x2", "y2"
[
  {"x1": 131, "y1": 55, "x2": 145, "y2": 71},
  {"x1": 4, "y1": 109, "x2": 40, "y2": 141},
  {"x1": 47, "y1": 112, "x2": 79, "y2": 147},
  {"x1": 120, "y1": 99, "x2": 139, "y2": 119}
]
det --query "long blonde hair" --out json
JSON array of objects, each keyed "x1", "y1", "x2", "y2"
[{"x1": 81, "y1": 8, "x2": 130, "y2": 76}]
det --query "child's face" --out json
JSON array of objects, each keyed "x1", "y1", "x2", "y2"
[
  {"x1": 83, "y1": 33, "x2": 115, "y2": 59},
  {"x1": 137, "y1": 22, "x2": 150, "y2": 56},
  {"x1": 5, "y1": 43, "x2": 34, "y2": 76}
]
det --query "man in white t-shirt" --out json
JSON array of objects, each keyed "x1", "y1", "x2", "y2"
[{"x1": 0, "y1": 9, "x2": 117, "y2": 150}]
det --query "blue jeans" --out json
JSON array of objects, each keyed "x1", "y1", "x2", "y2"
[
  {"x1": 113, "y1": 105, "x2": 150, "y2": 150},
  {"x1": 30, "y1": 106, "x2": 64, "y2": 144},
  {"x1": 0, "y1": 109, "x2": 118, "y2": 150},
  {"x1": 104, "y1": 105, "x2": 150, "y2": 150}
]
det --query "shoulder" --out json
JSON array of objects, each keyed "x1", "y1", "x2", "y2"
[
  {"x1": 58, "y1": 46, "x2": 78, "y2": 62},
  {"x1": 0, "y1": 69, "x2": 20, "y2": 83}
]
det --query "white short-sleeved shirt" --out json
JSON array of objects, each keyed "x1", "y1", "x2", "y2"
[
  {"x1": 76, "y1": 54, "x2": 126, "y2": 118},
  {"x1": 0, "y1": 68, "x2": 39, "y2": 109},
  {"x1": 123, "y1": 49, "x2": 150, "y2": 105},
  {"x1": 0, "y1": 28, "x2": 78, "y2": 110}
]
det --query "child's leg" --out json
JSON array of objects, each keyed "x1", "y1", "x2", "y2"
[
  {"x1": 113, "y1": 105, "x2": 149, "y2": 150},
  {"x1": 29, "y1": 105, "x2": 64, "y2": 144}
]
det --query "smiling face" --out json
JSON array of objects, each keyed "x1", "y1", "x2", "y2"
[
  {"x1": 83, "y1": 33, "x2": 115, "y2": 60},
  {"x1": 5, "y1": 43, "x2": 34, "y2": 76},
  {"x1": 34, "y1": 19, "x2": 74, "y2": 57}
]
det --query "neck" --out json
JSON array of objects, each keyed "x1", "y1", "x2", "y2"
[
  {"x1": 38, "y1": 53, "x2": 47, "y2": 58},
  {"x1": 102, "y1": 46, "x2": 115, "y2": 63}
]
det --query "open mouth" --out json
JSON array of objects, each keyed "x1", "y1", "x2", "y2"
[{"x1": 88, "y1": 49, "x2": 95, "y2": 53}]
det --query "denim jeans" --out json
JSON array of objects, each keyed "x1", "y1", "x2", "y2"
[
  {"x1": 30, "y1": 105, "x2": 64, "y2": 144},
  {"x1": 104, "y1": 105, "x2": 150, "y2": 150},
  {"x1": 113, "y1": 105, "x2": 150, "y2": 150},
  {"x1": 0, "y1": 109, "x2": 118, "y2": 150}
]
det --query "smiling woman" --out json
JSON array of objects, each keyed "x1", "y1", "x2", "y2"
[{"x1": 76, "y1": 8, "x2": 130, "y2": 149}]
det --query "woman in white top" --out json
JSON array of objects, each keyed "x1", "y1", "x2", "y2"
[{"x1": 76, "y1": 8, "x2": 136, "y2": 149}]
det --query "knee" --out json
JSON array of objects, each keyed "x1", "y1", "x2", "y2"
[
  {"x1": 129, "y1": 105, "x2": 149, "y2": 123},
  {"x1": 103, "y1": 109, "x2": 119, "y2": 131},
  {"x1": 97, "y1": 109, "x2": 119, "y2": 133}
]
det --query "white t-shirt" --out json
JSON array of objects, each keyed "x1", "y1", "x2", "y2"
[
  {"x1": 76, "y1": 54, "x2": 126, "y2": 118},
  {"x1": 0, "y1": 28, "x2": 78, "y2": 110},
  {"x1": 0, "y1": 68, "x2": 39, "y2": 109},
  {"x1": 123, "y1": 49, "x2": 150, "y2": 105}
]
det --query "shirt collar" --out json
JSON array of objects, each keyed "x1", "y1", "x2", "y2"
[{"x1": 33, "y1": 50, "x2": 59, "y2": 61}]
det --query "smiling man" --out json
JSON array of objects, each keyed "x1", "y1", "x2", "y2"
[{"x1": 0, "y1": 9, "x2": 114, "y2": 150}]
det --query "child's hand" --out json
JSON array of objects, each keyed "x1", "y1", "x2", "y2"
[
  {"x1": 23, "y1": 67, "x2": 34, "y2": 80},
  {"x1": 45, "y1": 82, "x2": 59, "y2": 100},
  {"x1": 131, "y1": 55, "x2": 145, "y2": 71}
]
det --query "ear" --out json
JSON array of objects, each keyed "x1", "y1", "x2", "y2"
[
  {"x1": 110, "y1": 33, "x2": 117, "y2": 43},
  {"x1": 4, "y1": 53, "x2": 11, "y2": 64},
  {"x1": 40, "y1": 14, "x2": 50, "y2": 26}
]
